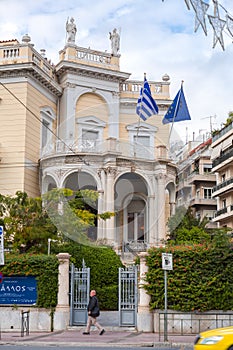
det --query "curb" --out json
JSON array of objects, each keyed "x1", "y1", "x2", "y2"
[{"x1": 0, "y1": 341, "x2": 194, "y2": 348}]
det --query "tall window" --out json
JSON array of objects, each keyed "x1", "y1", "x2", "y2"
[
  {"x1": 76, "y1": 116, "x2": 106, "y2": 153},
  {"x1": 134, "y1": 135, "x2": 150, "y2": 147},
  {"x1": 40, "y1": 108, "x2": 55, "y2": 156},
  {"x1": 42, "y1": 119, "x2": 50, "y2": 149},
  {"x1": 127, "y1": 212, "x2": 145, "y2": 242},
  {"x1": 203, "y1": 188, "x2": 212, "y2": 199},
  {"x1": 81, "y1": 130, "x2": 98, "y2": 150},
  {"x1": 126, "y1": 123, "x2": 157, "y2": 160}
]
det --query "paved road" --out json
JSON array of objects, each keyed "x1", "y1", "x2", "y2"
[{"x1": 0, "y1": 347, "x2": 193, "y2": 350}]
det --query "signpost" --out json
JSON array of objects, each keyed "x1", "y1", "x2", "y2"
[
  {"x1": 162, "y1": 253, "x2": 173, "y2": 341},
  {"x1": 0, "y1": 226, "x2": 4, "y2": 266}
]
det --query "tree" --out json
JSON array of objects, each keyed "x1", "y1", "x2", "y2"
[
  {"x1": 167, "y1": 206, "x2": 210, "y2": 245},
  {"x1": 43, "y1": 188, "x2": 114, "y2": 246},
  {"x1": 0, "y1": 188, "x2": 114, "y2": 253},
  {"x1": 0, "y1": 191, "x2": 57, "y2": 253}
]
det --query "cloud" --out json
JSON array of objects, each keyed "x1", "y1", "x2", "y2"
[{"x1": 0, "y1": 0, "x2": 232, "y2": 143}]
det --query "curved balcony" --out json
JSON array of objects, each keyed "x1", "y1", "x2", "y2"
[{"x1": 40, "y1": 138, "x2": 170, "y2": 162}]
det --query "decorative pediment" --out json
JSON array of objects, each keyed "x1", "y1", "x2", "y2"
[
  {"x1": 76, "y1": 115, "x2": 106, "y2": 128},
  {"x1": 126, "y1": 122, "x2": 157, "y2": 133}
]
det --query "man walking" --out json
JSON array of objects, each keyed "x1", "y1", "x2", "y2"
[{"x1": 83, "y1": 290, "x2": 105, "y2": 335}]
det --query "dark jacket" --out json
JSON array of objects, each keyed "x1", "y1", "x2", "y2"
[{"x1": 87, "y1": 295, "x2": 100, "y2": 317}]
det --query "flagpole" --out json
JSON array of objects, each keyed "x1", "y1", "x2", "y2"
[
  {"x1": 136, "y1": 73, "x2": 146, "y2": 139},
  {"x1": 135, "y1": 72, "x2": 146, "y2": 157},
  {"x1": 167, "y1": 80, "x2": 184, "y2": 146}
]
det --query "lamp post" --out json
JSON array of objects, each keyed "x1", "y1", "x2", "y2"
[{"x1": 48, "y1": 238, "x2": 57, "y2": 255}]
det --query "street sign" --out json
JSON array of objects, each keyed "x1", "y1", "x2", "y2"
[{"x1": 162, "y1": 253, "x2": 173, "y2": 270}]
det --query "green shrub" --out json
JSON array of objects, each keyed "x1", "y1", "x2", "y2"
[
  {"x1": 145, "y1": 245, "x2": 233, "y2": 312},
  {"x1": 53, "y1": 242, "x2": 124, "y2": 310},
  {"x1": 1, "y1": 254, "x2": 59, "y2": 308}
]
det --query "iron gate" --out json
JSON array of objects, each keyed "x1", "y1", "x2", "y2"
[
  {"x1": 119, "y1": 265, "x2": 138, "y2": 327},
  {"x1": 70, "y1": 263, "x2": 90, "y2": 326}
]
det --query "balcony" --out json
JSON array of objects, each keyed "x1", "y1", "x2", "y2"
[
  {"x1": 212, "y1": 176, "x2": 233, "y2": 196},
  {"x1": 213, "y1": 204, "x2": 233, "y2": 221},
  {"x1": 188, "y1": 172, "x2": 216, "y2": 184},
  {"x1": 41, "y1": 138, "x2": 160, "y2": 161},
  {"x1": 0, "y1": 43, "x2": 55, "y2": 79},
  {"x1": 189, "y1": 197, "x2": 217, "y2": 207},
  {"x1": 212, "y1": 147, "x2": 233, "y2": 169},
  {"x1": 176, "y1": 179, "x2": 192, "y2": 192},
  {"x1": 212, "y1": 122, "x2": 233, "y2": 143}
]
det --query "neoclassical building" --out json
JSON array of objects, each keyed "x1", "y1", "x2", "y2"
[{"x1": 0, "y1": 19, "x2": 177, "y2": 254}]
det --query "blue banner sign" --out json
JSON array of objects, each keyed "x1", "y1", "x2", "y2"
[{"x1": 0, "y1": 276, "x2": 37, "y2": 305}]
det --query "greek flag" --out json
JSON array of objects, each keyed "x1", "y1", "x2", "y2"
[
  {"x1": 136, "y1": 78, "x2": 159, "y2": 121},
  {"x1": 162, "y1": 84, "x2": 191, "y2": 124}
]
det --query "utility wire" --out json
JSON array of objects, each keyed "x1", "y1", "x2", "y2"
[{"x1": 0, "y1": 81, "x2": 89, "y2": 165}]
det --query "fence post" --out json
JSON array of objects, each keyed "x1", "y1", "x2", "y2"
[
  {"x1": 54, "y1": 253, "x2": 71, "y2": 330},
  {"x1": 137, "y1": 252, "x2": 153, "y2": 332},
  {"x1": 21, "y1": 310, "x2": 30, "y2": 337}
]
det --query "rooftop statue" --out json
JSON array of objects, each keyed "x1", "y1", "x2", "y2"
[
  {"x1": 109, "y1": 28, "x2": 120, "y2": 56},
  {"x1": 66, "y1": 17, "x2": 77, "y2": 44}
]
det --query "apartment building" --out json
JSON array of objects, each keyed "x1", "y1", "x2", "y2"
[
  {"x1": 0, "y1": 19, "x2": 177, "y2": 253},
  {"x1": 176, "y1": 135, "x2": 217, "y2": 225},
  {"x1": 211, "y1": 120, "x2": 233, "y2": 229}
]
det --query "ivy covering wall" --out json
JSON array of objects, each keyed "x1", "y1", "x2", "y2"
[
  {"x1": 1, "y1": 254, "x2": 59, "y2": 308},
  {"x1": 52, "y1": 242, "x2": 124, "y2": 310},
  {"x1": 0, "y1": 243, "x2": 124, "y2": 310},
  {"x1": 145, "y1": 245, "x2": 233, "y2": 312}
]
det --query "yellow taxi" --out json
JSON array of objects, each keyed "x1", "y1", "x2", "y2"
[{"x1": 194, "y1": 326, "x2": 233, "y2": 349}]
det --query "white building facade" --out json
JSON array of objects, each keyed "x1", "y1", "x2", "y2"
[{"x1": 0, "y1": 20, "x2": 177, "y2": 255}]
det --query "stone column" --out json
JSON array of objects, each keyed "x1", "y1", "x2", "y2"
[
  {"x1": 148, "y1": 195, "x2": 156, "y2": 246},
  {"x1": 104, "y1": 167, "x2": 116, "y2": 244},
  {"x1": 54, "y1": 252, "x2": 71, "y2": 330},
  {"x1": 156, "y1": 173, "x2": 166, "y2": 245},
  {"x1": 170, "y1": 201, "x2": 176, "y2": 216},
  {"x1": 137, "y1": 252, "x2": 153, "y2": 332}
]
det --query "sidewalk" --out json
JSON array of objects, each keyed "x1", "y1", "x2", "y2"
[{"x1": 0, "y1": 328, "x2": 196, "y2": 348}]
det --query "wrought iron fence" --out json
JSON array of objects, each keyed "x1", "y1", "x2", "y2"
[{"x1": 158, "y1": 311, "x2": 233, "y2": 340}]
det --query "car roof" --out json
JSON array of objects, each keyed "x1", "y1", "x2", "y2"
[{"x1": 201, "y1": 326, "x2": 233, "y2": 337}]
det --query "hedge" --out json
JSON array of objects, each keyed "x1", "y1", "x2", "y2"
[
  {"x1": 52, "y1": 242, "x2": 124, "y2": 310},
  {"x1": 1, "y1": 254, "x2": 59, "y2": 308},
  {"x1": 145, "y1": 244, "x2": 233, "y2": 312}
]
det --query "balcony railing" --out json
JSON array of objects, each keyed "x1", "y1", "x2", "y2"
[
  {"x1": 1, "y1": 44, "x2": 55, "y2": 79},
  {"x1": 214, "y1": 206, "x2": 229, "y2": 218},
  {"x1": 212, "y1": 176, "x2": 233, "y2": 193},
  {"x1": 212, "y1": 147, "x2": 233, "y2": 168},
  {"x1": 212, "y1": 122, "x2": 233, "y2": 142},
  {"x1": 41, "y1": 138, "x2": 159, "y2": 161},
  {"x1": 76, "y1": 47, "x2": 111, "y2": 65}
]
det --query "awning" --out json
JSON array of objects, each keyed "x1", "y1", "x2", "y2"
[
  {"x1": 211, "y1": 143, "x2": 222, "y2": 160},
  {"x1": 222, "y1": 136, "x2": 233, "y2": 151}
]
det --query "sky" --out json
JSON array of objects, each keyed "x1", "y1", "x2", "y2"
[{"x1": 0, "y1": 0, "x2": 233, "y2": 145}]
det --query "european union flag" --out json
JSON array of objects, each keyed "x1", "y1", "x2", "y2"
[
  {"x1": 136, "y1": 77, "x2": 159, "y2": 121},
  {"x1": 162, "y1": 85, "x2": 191, "y2": 124}
]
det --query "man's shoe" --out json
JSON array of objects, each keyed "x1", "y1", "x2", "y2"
[
  {"x1": 99, "y1": 329, "x2": 105, "y2": 335},
  {"x1": 83, "y1": 332, "x2": 90, "y2": 335}
]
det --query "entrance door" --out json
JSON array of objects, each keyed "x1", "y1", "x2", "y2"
[
  {"x1": 70, "y1": 263, "x2": 90, "y2": 326},
  {"x1": 128, "y1": 211, "x2": 145, "y2": 242}
]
